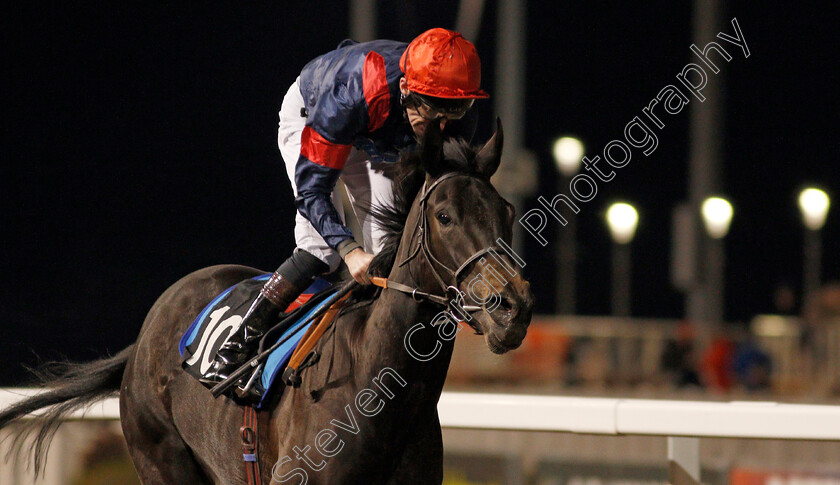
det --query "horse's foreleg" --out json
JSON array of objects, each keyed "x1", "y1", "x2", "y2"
[{"x1": 386, "y1": 410, "x2": 444, "y2": 485}]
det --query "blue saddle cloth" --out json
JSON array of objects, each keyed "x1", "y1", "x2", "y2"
[{"x1": 179, "y1": 274, "x2": 334, "y2": 407}]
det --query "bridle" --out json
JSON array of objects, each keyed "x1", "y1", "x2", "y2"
[{"x1": 372, "y1": 172, "x2": 507, "y2": 334}]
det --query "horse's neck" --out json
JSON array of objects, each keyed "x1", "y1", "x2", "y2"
[
  {"x1": 358, "y1": 279, "x2": 454, "y2": 399},
  {"x1": 352, "y1": 204, "x2": 456, "y2": 407},
  {"x1": 320, "y1": 198, "x2": 454, "y2": 417}
]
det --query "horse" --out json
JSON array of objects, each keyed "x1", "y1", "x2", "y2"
[{"x1": 0, "y1": 119, "x2": 534, "y2": 484}]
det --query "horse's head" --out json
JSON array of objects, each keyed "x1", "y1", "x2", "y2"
[{"x1": 396, "y1": 119, "x2": 535, "y2": 354}]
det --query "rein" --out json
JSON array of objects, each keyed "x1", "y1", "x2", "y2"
[{"x1": 370, "y1": 277, "x2": 451, "y2": 306}]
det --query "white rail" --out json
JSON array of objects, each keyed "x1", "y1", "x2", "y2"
[
  {"x1": 8, "y1": 389, "x2": 837, "y2": 441},
  {"x1": 437, "y1": 392, "x2": 840, "y2": 440},
  {"x1": 3, "y1": 389, "x2": 840, "y2": 484}
]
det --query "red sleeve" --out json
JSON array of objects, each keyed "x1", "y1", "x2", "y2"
[
  {"x1": 362, "y1": 51, "x2": 391, "y2": 132},
  {"x1": 300, "y1": 126, "x2": 353, "y2": 170}
]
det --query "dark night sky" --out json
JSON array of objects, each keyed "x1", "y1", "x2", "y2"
[{"x1": 2, "y1": 2, "x2": 838, "y2": 384}]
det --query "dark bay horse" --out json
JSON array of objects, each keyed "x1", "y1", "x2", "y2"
[{"x1": 0, "y1": 120, "x2": 533, "y2": 484}]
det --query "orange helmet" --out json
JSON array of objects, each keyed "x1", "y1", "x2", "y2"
[{"x1": 400, "y1": 28, "x2": 489, "y2": 99}]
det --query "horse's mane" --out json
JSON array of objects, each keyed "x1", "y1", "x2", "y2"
[
  {"x1": 367, "y1": 138, "x2": 483, "y2": 278},
  {"x1": 339, "y1": 138, "x2": 484, "y2": 310}
]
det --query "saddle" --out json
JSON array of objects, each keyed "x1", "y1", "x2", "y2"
[{"x1": 179, "y1": 275, "x2": 348, "y2": 407}]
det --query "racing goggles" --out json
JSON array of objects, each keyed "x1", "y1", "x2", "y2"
[{"x1": 410, "y1": 93, "x2": 474, "y2": 121}]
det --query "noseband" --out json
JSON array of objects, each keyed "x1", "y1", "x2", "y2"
[{"x1": 373, "y1": 172, "x2": 506, "y2": 335}]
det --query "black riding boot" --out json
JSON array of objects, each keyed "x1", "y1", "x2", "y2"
[{"x1": 199, "y1": 273, "x2": 304, "y2": 386}]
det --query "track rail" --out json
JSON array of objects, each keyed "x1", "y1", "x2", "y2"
[
  {"x1": 3, "y1": 388, "x2": 839, "y2": 484},
  {"x1": 3, "y1": 388, "x2": 839, "y2": 440}
]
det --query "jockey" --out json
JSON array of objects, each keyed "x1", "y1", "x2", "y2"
[{"x1": 201, "y1": 28, "x2": 489, "y2": 385}]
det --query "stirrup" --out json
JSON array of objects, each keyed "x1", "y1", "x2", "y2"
[{"x1": 235, "y1": 363, "x2": 265, "y2": 401}]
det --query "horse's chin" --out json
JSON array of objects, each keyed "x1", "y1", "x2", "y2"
[
  {"x1": 471, "y1": 311, "x2": 527, "y2": 354},
  {"x1": 484, "y1": 331, "x2": 523, "y2": 355}
]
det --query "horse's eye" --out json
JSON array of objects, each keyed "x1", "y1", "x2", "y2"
[{"x1": 436, "y1": 212, "x2": 452, "y2": 225}]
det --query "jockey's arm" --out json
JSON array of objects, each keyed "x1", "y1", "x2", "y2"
[
  {"x1": 292, "y1": 80, "x2": 377, "y2": 283},
  {"x1": 293, "y1": 127, "x2": 356, "y2": 250},
  {"x1": 293, "y1": 144, "x2": 376, "y2": 284}
]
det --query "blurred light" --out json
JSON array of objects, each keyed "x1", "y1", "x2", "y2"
[
  {"x1": 701, "y1": 197, "x2": 733, "y2": 239},
  {"x1": 552, "y1": 136, "x2": 584, "y2": 176},
  {"x1": 798, "y1": 187, "x2": 830, "y2": 230},
  {"x1": 751, "y1": 315, "x2": 798, "y2": 338},
  {"x1": 606, "y1": 202, "x2": 639, "y2": 244}
]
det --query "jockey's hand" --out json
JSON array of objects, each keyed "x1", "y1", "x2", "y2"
[{"x1": 344, "y1": 248, "x2": 374, "y2": 285}]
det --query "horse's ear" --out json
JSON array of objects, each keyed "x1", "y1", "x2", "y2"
[
  {"x1": 475, "y1": 118, "x2": 504, "y2": 178},
  {"x1": 420, "y1": 119, "x2": 444, "y2": 176}
]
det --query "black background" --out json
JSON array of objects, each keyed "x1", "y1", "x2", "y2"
[{"x1": 3, "y1": 2, "x2": 838, "y2": 384}]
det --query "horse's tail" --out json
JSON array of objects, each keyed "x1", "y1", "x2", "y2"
[{"x1": 0, "y1": 344, "x2": 133, "y2": 476}]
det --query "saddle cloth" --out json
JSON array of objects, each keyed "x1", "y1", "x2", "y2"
[{"x1": 179, "y1": 274, "x2": 334, "y2": 407}]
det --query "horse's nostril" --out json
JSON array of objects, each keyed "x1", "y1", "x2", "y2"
[{"x1": 499, "y1": 298, "x2": 514, "y2": 313}]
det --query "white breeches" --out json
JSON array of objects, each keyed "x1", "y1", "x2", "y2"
[{"x1": 277, "y1": 78, "x2": 394, "y2": 272}]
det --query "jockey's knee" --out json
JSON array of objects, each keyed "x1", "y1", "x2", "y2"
[{"x1": 278, "y1": 249, "x2": 331, "y2": 287}]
